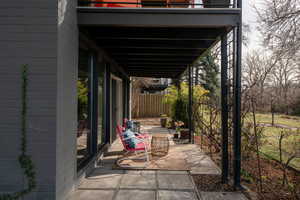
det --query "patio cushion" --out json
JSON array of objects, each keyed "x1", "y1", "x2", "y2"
[
  {"x1": 134, "y1": 142, "x2": 146, "y2": 150},
  {"x1": 126, "y1": 120, "x2": 135, "y2": 129},
  {"x1": 122, "y1": 129, "x2": 139, "y2": 148}
]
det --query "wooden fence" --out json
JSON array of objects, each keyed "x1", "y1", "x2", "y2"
[{"x1": 132, "y1": 94, "x2": 171, "y2": 118}]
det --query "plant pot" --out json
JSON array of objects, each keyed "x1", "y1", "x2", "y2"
[
  {"x1": 180, "y1": 129, "x2": 190, "y2": 139},
  {"x1": 202, "y1": 0, "x2": 230, "y2": 8},
  {"x1": 160, "y1": 118, "x2": 168, "y2": 128},
  {"x1": 170, "y1": 121, "x2": 176, "y2": 129},
  {"x1": 173, "y1": 133, "x2": 179, "y2": 139},
  {"x1": 194, "y1": 135, "x2": 201, "y2": 145}
]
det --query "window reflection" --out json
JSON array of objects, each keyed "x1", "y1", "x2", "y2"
[
  {"x1": 77, "y1": 50, "x2": 91, "y2": 165},
  {"x1": 98, "y1": 65, "x2": 104, "y2": 147}
]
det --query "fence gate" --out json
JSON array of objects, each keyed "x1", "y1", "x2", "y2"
[{"x1": 132, "y1": 94, "x2": 171, "y2": 118}]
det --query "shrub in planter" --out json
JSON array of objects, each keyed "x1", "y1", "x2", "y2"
[
  {"x1": 202, "y1": 0, "x2": 230, "y2": 8},
  {"x1": 160, "y1": 115, "x2": 168, "y2": 128},
  {"x1": 173, "y1": 98, "x2": 188, "y2": 127}
]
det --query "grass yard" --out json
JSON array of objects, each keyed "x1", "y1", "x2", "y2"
[
  {"x1": 251, "y1": 113, "x2": 300, "y2": 170},
  {"x1": 255, "y1": 113, "x2": 300, "y2": 128}
]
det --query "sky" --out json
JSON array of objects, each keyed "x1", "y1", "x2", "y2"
[{"x1": 242, "y1": 0, "x2": 265, "y2": 56}]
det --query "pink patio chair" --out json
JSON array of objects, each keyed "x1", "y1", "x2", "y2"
[{"x1": 116, "y1": 125, "x2": 150, "y2": 168}]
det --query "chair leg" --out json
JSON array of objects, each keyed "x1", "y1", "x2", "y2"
[{"x1": 117, "y1": 149, "x2": 150, "y2": 169}]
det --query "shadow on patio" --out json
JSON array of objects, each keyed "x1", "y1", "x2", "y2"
[{"x1": 69, "y1": 124, "x2": 248, "y2": 200}]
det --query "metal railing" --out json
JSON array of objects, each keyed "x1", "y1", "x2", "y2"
[{"x1": 78, "y1": 0, "x2": 238, "y2": 8}]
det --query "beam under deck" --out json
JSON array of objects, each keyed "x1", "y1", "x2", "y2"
[{"x1": 78, "y1": 7, "x2": 241, "y2": 27}]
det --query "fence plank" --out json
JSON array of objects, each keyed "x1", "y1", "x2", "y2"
[{"x1": 132, "y1": 94, "x2": 171, "y2": 118}]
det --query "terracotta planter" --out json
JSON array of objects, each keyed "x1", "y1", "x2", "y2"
[
  {"x1": 203, "y1": 0, "x2": 230, "y2": 8},
  {"x1": 160, "y1": 118, "x2": 168, "y2": 128},
  {"x1": 194, "y1": 135, "x2": 201, "y2": 145}
]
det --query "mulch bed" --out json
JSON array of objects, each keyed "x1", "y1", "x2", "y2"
[
  {"x1": 241, "y1": 156, "x2": 300, "y2": 200},
  {"x1": 192, "y1": 174, "x2": 236, "y2": 192},
  {"x1": 197, "y1": 139, "x2": 300, "y2": 200}
]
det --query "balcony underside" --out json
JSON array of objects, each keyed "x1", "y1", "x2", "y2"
[{"x1": 78, "y1": 7, "x2": 241, "y2": 78}]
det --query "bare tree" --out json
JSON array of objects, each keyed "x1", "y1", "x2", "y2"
[
  {"x1": 255, "y1": 0, "x2": 300, "y2": 57},
  {"x1": 271, "y1": 57, "x2": 298, "y2": 114},
  {"x1": 243, "y1": 51, "x2": 279, "y2": 111}
]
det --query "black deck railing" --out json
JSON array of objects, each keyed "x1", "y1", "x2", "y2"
[{"x1": 78, "y1": 0, "x2": 237, "y2": 8}]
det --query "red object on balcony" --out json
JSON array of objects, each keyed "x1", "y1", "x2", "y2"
[{"x1": 92, "y1": 0, "x2": 142, "y2": 7}]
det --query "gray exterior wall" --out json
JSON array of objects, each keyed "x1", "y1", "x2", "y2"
[
  {"x1": 56, "y1": 0, "x2": 78, "y2": 199},
  {"x1": 0, "y1": 0, "x2": 78, "y2": 199}
]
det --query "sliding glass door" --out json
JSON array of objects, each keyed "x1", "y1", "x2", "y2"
[
  {"x1": 77, "y1": 49, "x2": 92, "y2": 166},
  {"x1": 77, "y1": 50, "x2": 107, "y2": 169},
  {"x1": 111, "y1": 77, "x2": 123, "y2": 142},
  {"x1": 97, "y1": 64, "x2": 105, "y2": 148}
]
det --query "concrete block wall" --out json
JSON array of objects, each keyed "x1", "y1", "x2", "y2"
[{"x1": 0, "y1": 0, "x2": 78, "y2": 199}]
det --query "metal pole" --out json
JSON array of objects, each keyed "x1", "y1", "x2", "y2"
[
  {"x1": 188, "y1": 65, "x2": 193, "y2": 143},
  {"x1": 129, "y1": 77, "x2": 132, "y2": 120},
  {"x1": 221, "y1": 33, "x2": 229, "y2": 183},
  {"x1": 191, "y1": 65, "x2": 194, "y2": 144},
  {"x1": 127, "y1": 79, "x2": 131, "y2": 119},
  {"x1": 104, "y1": 63, "x2": 111, "y2": 144},
  {"x1": 233, "y1": 11, "x2": 242, "y2": 188}
]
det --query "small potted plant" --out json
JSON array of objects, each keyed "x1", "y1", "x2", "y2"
[
  {"x1": 174, "y1": 121, "x2": 184, "y2": 139},
  {"x1": 160, "y1": 114, "x2": 168, "y2": 128},
  {"x1": 202, "y1": 0, "x2": 230, "y2": 8}
]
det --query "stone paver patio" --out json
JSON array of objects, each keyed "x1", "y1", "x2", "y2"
[
  {"x1": 71, "y1": 169, "x2": 198, "y2": 200},
  {"x1": 69, "y1": 126, "x2": 247, "y2": 200}
]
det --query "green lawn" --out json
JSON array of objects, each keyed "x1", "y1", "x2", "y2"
[
  {"x1": 255, "y1": 113, "x2": 300, "y2": 128},
  {"x1": 251, "y1": 113, "x2": 300, "y2": 170}
]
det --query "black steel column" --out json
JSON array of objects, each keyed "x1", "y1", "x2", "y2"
[
  {"x1": 221, "y1": 34, "x2": 229, "y2": 183},
  {"x1": 123, "y1": 78, "x2": 130, "y2": 119},
  {"x1": 122, "y1": 78, "x2": 127, "y2": 120},
  {"x1": 104, "y1": 63, "x2": 111, "y2": 144},
  {"x1": 188, "y1": 65, "x2": 193, "y2": 143},
  {"x1": 233, "y1": 13, "x2": 242, "y2": 188}
]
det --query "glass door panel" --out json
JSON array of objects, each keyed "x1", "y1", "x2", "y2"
[
  {"x1": 77, "y1": 49, "x2": 92, "y2": 166},
  {"x1": 97, "y1": 64, "x2": 105, "y2": 148}
]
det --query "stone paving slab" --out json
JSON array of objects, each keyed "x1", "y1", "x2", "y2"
[
  {"x1": 79, "y1": 173, "x2": 123, "y2": 189},
  {"x1": 71, "y1": 190, "x2": 115, "y2": 200},
  {"x1": 200, "y1": 192, "x2": 248, "y2": 200},
  {"x1": 86, "y1": 168, "x2": 124, "y2": 180},
  {"x1": 157, "y1": 174, "x2": 194, "y2": 190},
  {"x1": 125, "y1": 170, "x2": 156, "y2": 175},
  {"x1": 158, "y1": 190, "x2": 198, "y2": 200},
  {"x1": 115, "y1": 189, "x2": 156, "y2": 200},
  {"x1": 120, "y1": 173, "x2": 156, "y2": 189},
  {"x1": 157, "y1": 170, "x2": 188, "y2": 175},
  {"x1": 190, "y1": 167, "x2": 221, "y2": 175}
]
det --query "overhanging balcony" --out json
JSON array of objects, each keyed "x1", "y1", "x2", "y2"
[{"x1": 77, "y1": 1, "x2": 241, "y2": 78}]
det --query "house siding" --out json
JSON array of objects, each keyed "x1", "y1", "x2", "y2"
[
  {"x1": 0, "y1": 0, "x2": 78, "y2": 199},
  {"x1": 0, "y1": 0, "x2": 58, "y2": 199},
  {"x1": 56, "y1": 0, "x2": 78, "y2": 199}
]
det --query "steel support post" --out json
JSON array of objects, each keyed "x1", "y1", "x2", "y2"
[
  {"x1": 221, "y1": 34, "x2": 229, "y2": 183},
  {"x1": 233, "y1": 22, "x2": 242, "y2": 188},
  {"x1": 188, "y1": 65, "x2": 193, "y2": 143},
  {"x1": 104, "y1": 63, "x2": 111, "y2": 144},
  {"x1": 126, "y1": 79, "x2": 131, "y2": 119}
]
